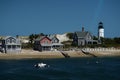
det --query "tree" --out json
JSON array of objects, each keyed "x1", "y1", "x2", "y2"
[
  {"x1": 40, "y1": 33, "x2": 45, "y2": 36},
  {"x1": 114, "y1": 37, "x2": 120, "y2": 44},
  {"x1": 93, "y1": 36, "x2": 98, "y2": 40},
  {"x1": 29, "y1": 34, "x2": 34, "y2": 44},
  {"x1": 66, "y1": 33, "x2": 74, "y2": 39}
]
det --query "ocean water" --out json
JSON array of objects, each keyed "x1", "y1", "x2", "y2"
[{"x1": 0, "y1": 57, "x2": 120, "y2": 80}]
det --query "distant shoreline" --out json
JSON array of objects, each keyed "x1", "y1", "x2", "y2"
[{"x1": 0, "y1": 49, "x2": 120, "y2": 59}]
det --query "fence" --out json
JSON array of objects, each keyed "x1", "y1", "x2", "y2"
[{"x1": 82, "y1": 48, "x2": 120, "y2": 52}]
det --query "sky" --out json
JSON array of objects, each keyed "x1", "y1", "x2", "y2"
[{"x1": 0, "y1": 0, "x2": 120, "y2": 38}]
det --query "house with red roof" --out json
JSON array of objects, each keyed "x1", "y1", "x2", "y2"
[
  {"x1": 34, "y1": 36, "x2": 52, "y2": 51},
  {"x1": 34, "y1": 35, "x2": 63, "y2": 51}
]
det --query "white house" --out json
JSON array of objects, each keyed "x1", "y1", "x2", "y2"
[{"x1": 0, "y1": 36, "x2": 21, "y2": 53}]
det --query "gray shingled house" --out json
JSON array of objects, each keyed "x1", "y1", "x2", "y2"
[
  {"x1": 1, "y1": 36, "x2": 21, "y2": 53},
  {"x1": 73, "y1": 27, "x2": 97, "y2": 46},
  {"x1": 48, "y1": 35, "x2": 63, "y2": 49}
]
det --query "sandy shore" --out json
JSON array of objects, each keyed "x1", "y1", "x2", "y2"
[
  {"x1": 0, "y1": 49, "x2": 90, "y2": 59},
  {"x1": 0, "y1": 49, "x2": 120, "y2": 59},
  {"x1": 0, "y1": 50, "x2": 63, "y2": 59},
  {"x1": 90, "y1": 50, "x2": 120, "y2": 57}
]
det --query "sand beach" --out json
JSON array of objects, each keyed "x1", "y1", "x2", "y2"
[
  {"x1": 0, "y1": 48, "x2": 120, "y2": 59},
  {"x1": 0, "y1": 49, "x2": 89, "y2": 59}
]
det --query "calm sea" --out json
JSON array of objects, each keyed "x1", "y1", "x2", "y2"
[{"x1": 0, "y1": 57, "x2": 120, "y2": 80}]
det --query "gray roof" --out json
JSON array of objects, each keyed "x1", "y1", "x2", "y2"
[
  {"x1": 47, "y1": 35, "x2": 55, "y2": 39},
  {"x1": 75, "y1": 31, "x2": 90, "y2": 38},
  {"x1": 2, "y1": 36, "x2": 16, "y2": 40},
  {"x1": 1, "y1": 36, "x2": 21, "y2": 45},
  {"x1": 47, "y1": 35, "x2": 59, "y2": 41}
]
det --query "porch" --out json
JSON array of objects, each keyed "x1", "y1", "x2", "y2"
[{"x1": 5, "y1": 44, "x2": 21, "y2": 53}]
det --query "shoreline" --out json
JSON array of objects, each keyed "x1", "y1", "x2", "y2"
[
  {"x1": 0, "y1": 50, "x2": 89, "y2": 59},
  {"x1": 0, "y1": 49, "x2": 120, "y2": 59}
]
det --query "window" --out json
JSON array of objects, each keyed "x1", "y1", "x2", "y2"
[
  {"x1": 45, "y1": 40, "x2": 48, "y2": 44},
  {"x1": 10, "y1": 39, "x2": 12, "y2": 43},
  {"x1": 7, "y1": 45, "x2": 11, "y2": 49},
  {"x1": 54, "y1": 40, "x2": 57, "y2": 43},
  {"x1": 17, "y1": 45, "x2": 20, "y2": 48},
  {"x1": 88, "y1": 42, "x2": 92, "y2": 44},
  {"x1": 12, "y1": 45, "x2": 16, "y2": 49},
  {"x1": 12, "y1": 39, "x2": 16, "y2": 43},
  {"x1": 7, "y1": 39, "x2": 10, "y2": 43}
]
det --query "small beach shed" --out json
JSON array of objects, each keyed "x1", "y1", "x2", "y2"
[{"x1": 1, "y1": 36, "x2": 21, "y2": 53}]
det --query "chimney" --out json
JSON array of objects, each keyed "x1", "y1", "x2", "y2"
[
  {"x1": 16, "y1": 35, "x2": 19, "y2": 39},
  {"x1": 82, "y1": 27, "x2": 84, "y2": 32}
]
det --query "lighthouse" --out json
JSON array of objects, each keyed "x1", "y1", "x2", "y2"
[{"x1": 98, "y1": 22, "x2": 104, "y2": 39}]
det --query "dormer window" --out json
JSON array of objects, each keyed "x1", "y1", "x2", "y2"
[
  {"x1": 7, "y1": 39, "x2": 10, "y2": 43},
  {"x1": 54, "y1": 40, "x2": 57, "y2": 43},
  {"x1": 12, "y1": 39, "x2": 16, "y2": 43}
]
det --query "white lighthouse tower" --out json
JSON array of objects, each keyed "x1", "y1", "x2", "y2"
[{"x1": 98, "y1": 22, "x2": 104, "y2": 39}]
